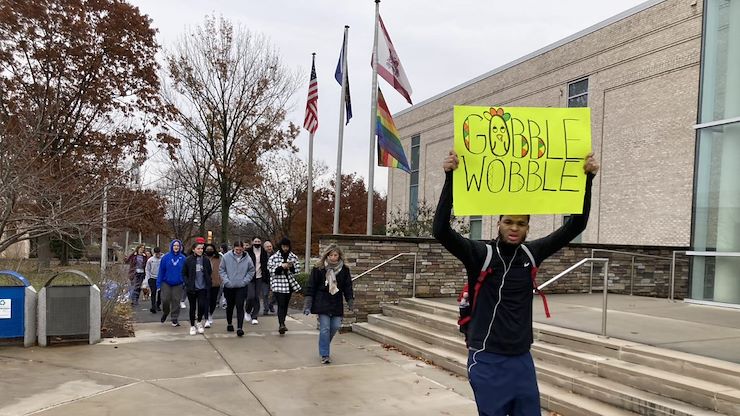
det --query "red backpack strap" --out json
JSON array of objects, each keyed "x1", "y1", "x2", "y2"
[
  {"x1": 520, "y1": 244, "x2": 550, "y2": 318},
  {"x1": 470, "y1": 244, "x2": 493, "y2": 311}
]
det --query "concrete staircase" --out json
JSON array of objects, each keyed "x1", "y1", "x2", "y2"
[{"x1": 352, "y1": 298, "x2": 740, "y2": 416}]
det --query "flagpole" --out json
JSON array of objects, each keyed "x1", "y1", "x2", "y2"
[
  {"x1": 333, "y1": 25, "x2": 349, "y2": 235},
  {"x1": 305, "y1": 52, "x2": 316, "y2": 273},
  {"x1": 367, "y1": 0, "x2": 380, "y2": 236}
]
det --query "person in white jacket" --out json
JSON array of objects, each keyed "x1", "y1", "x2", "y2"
[{"x1": 143, "y1": 247, "x2": 163, "y2": 313}]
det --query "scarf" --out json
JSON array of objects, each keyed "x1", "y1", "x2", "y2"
[{"x1": 324, "y1": 259, "x2": 343, "y2": 295}]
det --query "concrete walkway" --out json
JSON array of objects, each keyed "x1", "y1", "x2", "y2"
[{"x1": 0, "y1": 313, "x2": 480, "y2": 416}]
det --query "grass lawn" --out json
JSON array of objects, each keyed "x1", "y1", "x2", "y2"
[{"x1": 0, "y1": 259, "x2": 103, "y2": 288}]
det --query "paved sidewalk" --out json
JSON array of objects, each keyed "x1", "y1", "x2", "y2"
[{"x1": 0, "y1": 313, "x2": 479, "y2": 416}]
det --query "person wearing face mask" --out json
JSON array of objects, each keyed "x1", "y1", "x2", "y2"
[
  {"x1": 303, "y1": 244, "x2": 354, "y2": 364},
  {"x1": 268, "y1": 237, "x2": 301, "y2": 335},
  {"x1": 203, "y1": 243, "x2": 222, "y2": 328},
  {"x1": 433, "y1": 149, "x2": 599, "y2": 416},
  {"x1": 246, "y1": 236, "x2": 270, "y2": 322},
  {"x1": 219, "y1": 241, "x2": 255, "y2": 337},
  {"x1": 157, "y1": 239, "x2": 187, "y2": 327}
]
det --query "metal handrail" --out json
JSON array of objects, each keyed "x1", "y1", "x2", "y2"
[
  {"x1": 538, "y1": 257, "x2": 610, "y2": 336},
  {"x1": 589, "y1": 248, "x2": 688, "y2": 296},
  {"x1": 352, "y1": 252, "x2": 419, "y2": 297}
]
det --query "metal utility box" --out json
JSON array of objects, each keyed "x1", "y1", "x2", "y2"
[
  {"x1": 0, "y1": 271, "x2": 37, "y2": 347},
  {"x1": 37, "y1": 270, "x2": 100, "y2": 346}
]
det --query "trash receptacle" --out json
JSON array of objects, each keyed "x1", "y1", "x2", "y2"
[
  {"x1": 0, "y1": 271, "x2": 37, "y2": 347},
  {"x1": 37, "y1": 270, "x2": 100, "y2": 346}
]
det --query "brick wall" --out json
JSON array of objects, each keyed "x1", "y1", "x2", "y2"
[
  {"x1": 320, "y1": 234, "x2": 690, "y2": 323},
  {"x1": 388, "y1": 0, "x2": 702, "y2": 248}
]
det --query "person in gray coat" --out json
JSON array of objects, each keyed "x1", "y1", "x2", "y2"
[{"x1": 219, "y1": 241, "x2": 255, "y2": 337}]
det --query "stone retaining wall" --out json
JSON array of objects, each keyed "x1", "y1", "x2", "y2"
[{"x1": 319, "y1": 235, "x2": 690, "y2": 323}]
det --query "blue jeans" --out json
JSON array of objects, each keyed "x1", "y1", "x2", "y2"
[{"x1": 318, "y1": 314, "x2": 342, "y2": 357}]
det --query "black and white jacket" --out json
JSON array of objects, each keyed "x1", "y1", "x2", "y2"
[{"x1": 268, "y1": 251, "x2": 301, "y2": 293}]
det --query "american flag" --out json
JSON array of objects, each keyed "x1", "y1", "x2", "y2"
[{"x1": 303, "y1": 55, "x2": 318, "y2": 134}]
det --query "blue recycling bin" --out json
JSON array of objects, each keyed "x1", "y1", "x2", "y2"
[{"x1": 0, "y1": 270, "x2": 37, "y2": 347}]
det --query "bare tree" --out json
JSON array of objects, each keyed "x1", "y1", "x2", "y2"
[
  {"x1": 167, "y1": 142, "x2": 220, "y2": 237},
  {"x1": 162, "y1": 15, "x2": 300, "y2": 242},
  {"x1": 239, "y1": 152, "x2": 328, "y2": 240}
]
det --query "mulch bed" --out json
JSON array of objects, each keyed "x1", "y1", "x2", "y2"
[{"x1": 101, "y1": 303, "x2": 135, "y2": 338}]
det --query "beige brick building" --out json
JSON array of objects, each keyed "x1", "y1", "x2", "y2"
[{"x1": 388, "y1": 0, "x2": 702, "y2": 247}]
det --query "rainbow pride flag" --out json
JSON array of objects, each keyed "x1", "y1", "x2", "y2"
[{"x1": 376, "y1": 88, "x2": 411, "y2": 173}]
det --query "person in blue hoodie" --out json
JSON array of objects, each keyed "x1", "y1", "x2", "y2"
[{"x1": 157, "y1": 239, "x2": 187, "y2": 326}]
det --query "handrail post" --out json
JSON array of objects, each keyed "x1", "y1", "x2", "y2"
[
  {"x1": 601, "y1": 260, "x2": 609, "y2": 337},
  {"x1": 630, "y1": 256, "x2": 635, "y2": 296},
  {"x1": 589, "y1": 248, "x2": 595, "y2": 294},
  {"x1": 412, "y1": 252, "x2": 417, "y2": 298},
  {"x1": 670, "y1": 251, "x2": 677, "y2": 302}
]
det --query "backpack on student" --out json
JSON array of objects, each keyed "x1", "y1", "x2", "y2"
[{"x1": 457, "y1": 244, "x2": 550, "y2": 338}]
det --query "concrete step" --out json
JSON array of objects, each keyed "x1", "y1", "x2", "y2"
[
  {"x1": 368, "y1": 314, "x2": 466, "y2": 351},
  {"x1": 535, "y1": 322, "x2": 740, "y2": 391},
  {"x1": 369, "y1": 303, "x2": 740, "y2": 414},
  {"x1": 539, "y1": 383, "x2": 638, "y2": 416},
  {"x1": 536, "y1": 358, "x2": 723, "y2": 416},
  {"x1": 353, "y1": 321, "x2": 637, "y2": 416},
  {"x1": 381, "y1": 303, "x2": 459, "y2": 333},
  {"x1": 352, "y1": 321, "x2": 467, "y2": 376},
  {"x1": 398, "y1": 297, "x2": 459, "y2": 320}
]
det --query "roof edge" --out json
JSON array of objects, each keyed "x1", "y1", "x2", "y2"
[{"x1": 394, "y1": 0, "x2": 666, "y2": 118}]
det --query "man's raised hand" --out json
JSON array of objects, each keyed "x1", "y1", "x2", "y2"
[{"x1": 443, "y1": 150, "x2": 459, "y2": 172}]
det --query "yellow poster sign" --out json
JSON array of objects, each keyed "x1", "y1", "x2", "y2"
[{"x1": 453, "y1": 106, "x2": 591, "y2": 216}]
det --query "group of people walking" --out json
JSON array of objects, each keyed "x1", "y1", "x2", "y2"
[{"x1": 126, "y1": 237, "x2": 354, "y2": 363}]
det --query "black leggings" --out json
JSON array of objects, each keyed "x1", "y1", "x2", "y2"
[
  {"x1": 274, "y1": 292, "x2": 292, "y2": 326},
  {"x1": 187, "y1": 289, "x2": 208, "y2": 326},
  {"x1": 147, "y1": 278, "x2": 160, "y2": 310},
  {"x1": 224, "y1": 286, "x2": 247, "y2": 329},
  {"x1": 208, "y1": 286, "x2": 221, "y2": 317}
]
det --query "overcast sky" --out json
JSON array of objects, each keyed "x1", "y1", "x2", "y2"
[{"x1": 130, "y1": 0, "x2": 648, "y2": 194}]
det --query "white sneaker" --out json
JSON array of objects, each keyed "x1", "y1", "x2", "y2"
[
  {"x1": 205, "y1": 319, "x2": 212, "y2": 328},
  {"x1": 197, "y1": 323, "x2": 205, "y2": 334},
  {"x1": 251, "y1": 318, "x2": 258, "y2": 325},
  {"x1": 180, "y1": 301, "x2": 187, "y2": 309},
  {"x1": 189, "y1": 326, "x2": 197, "y2": 336},
  {"x1": 244, "y1": 313, "x2": 251, "y2": 322}
]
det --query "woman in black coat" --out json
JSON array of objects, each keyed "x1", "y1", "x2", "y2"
[{"x1": 303, "y1": 244, "x2": 354, "y2": 364}]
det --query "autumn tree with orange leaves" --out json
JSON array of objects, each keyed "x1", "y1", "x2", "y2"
[{"x1": 0, "y1": 0, "x2": 176, "y2": 262}]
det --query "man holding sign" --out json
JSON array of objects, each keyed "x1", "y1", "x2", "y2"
[{"x1": 433, "y1": 106, "x2": 599, "y2": 415}]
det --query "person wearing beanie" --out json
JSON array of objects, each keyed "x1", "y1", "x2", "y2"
[
  {"x1": 267, "y1": 237, "x2": 301, "y2": 334},
  {"x1": 182, "y1": 242, "x2": 212, "y2": 335},
  {"x1": 303, "y1": 244, "x2": 354, "y2": 364}
]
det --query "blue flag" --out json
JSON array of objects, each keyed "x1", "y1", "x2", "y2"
[{"x1": 335, "y1": 31, "x2": 352, "y2": 124}]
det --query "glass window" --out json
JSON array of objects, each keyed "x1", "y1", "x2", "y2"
[
  {"x1": 469, "y1": 216, "x2": 482, "y2": 240},
  {"x1": 409, "y1": 185, "x2": 418, "y2": 220},
  {"x1": 691, "y1": 121, "x2": 740, "y2": 303},
  {"x1": 700, "y1": 0, "x2": 740, "y2": 123},
  {"x1": 568, "y1": 78, "x2": 588, "y2": 108},
  {"x1": 409, "y1": 135, "x2": 420, "y2": 221}
]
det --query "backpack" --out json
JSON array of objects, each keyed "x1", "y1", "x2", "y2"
[{"x1": 457, "y1": 244, "x2": 550, "y2": 337}]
